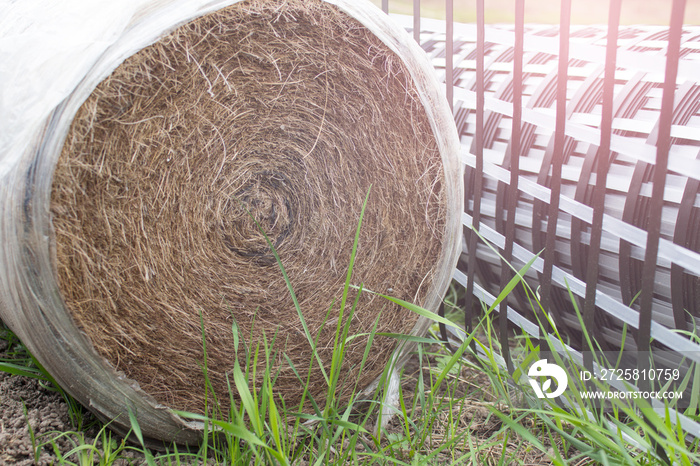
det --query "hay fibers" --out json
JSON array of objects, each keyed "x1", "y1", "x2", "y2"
[{"x1": 50, "y1": 0, "x2": 454, "y2": 416}]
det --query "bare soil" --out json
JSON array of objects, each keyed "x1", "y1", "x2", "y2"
[{"x1": 0, "y1": 338, "x2": 95, "y2": 465}]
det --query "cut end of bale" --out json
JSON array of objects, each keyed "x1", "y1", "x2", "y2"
[{"x1": 51, "y1": 0, "x2": 446, "y2": 413}]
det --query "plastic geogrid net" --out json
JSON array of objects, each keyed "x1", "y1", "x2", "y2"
[{"x1": 403, "y1": 16, "x2": 700, "y2": 420}]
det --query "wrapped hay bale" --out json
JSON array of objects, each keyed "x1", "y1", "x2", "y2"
[{"x1": 0, "y1": 0, "x2": 461, "y2": 444}]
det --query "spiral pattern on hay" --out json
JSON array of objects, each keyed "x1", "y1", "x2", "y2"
[{"x1": 51, "y1": 0, "x2": 447, "y2": 412}]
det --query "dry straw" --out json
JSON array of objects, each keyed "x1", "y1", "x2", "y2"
[{"x1": 0, "y1": 0, "x2": 461, "y2": 443}]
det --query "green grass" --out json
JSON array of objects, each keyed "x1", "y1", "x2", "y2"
[
  {"x1": 2, "y1": 201, "x2": 700, "y2": 464},
  {"x1": 3, "y1": 290, "x2": 700, "y2": 464}
]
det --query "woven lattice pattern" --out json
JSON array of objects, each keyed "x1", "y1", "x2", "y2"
[{"x1": 402, "y1": 19, "x2": 700, "y2": 353}]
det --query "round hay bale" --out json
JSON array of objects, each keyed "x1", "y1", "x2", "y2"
[{"x1": 0, "y1": 0, "x2": 461, "y2": 444}]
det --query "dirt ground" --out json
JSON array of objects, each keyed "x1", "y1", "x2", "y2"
[
  {"x1": 0, "y1": 337, "x2": 94, "y2": 465},
  {"x1": 1, "y1": 372, "x2": 84, "y2": 464}
]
